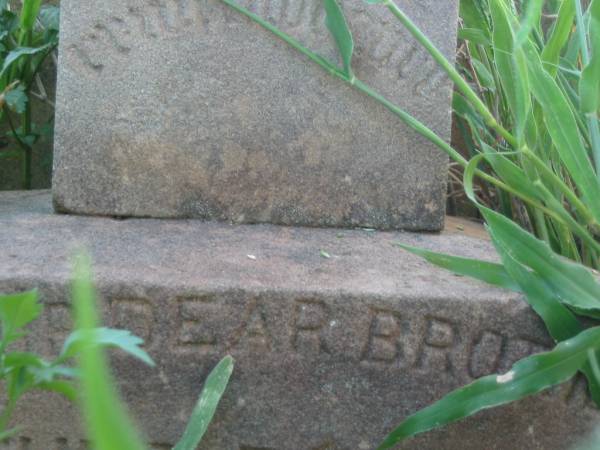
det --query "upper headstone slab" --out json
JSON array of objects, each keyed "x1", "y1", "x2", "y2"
[{"x1": 52, "y1": 0, "x2": 458, "y2": 230}]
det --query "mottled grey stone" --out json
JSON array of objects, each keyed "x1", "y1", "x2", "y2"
[
  {"x1": 52, "y1": 0, "x2": 457, "y2": 230},
  {"x1": 1, "y1": 191, "x2": 599, "y2": 449}
]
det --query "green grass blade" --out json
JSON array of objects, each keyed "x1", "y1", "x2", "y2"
[
  {"x1": 523, "y1": 41, "x2": 600, "y2": 222},
  {"x1": 378, "y1": 325, "x2": 600, "y2": 448},
  {"x1": 394, "y1": 243, "x2": 519, "y2": 291},
  {"x1": 173, "y1": 356, "x2": 234, "y2": 450},
  {"x1": 492, "y1": 235, "x2": 600, "y2": 405},
  {"x1": 580, "y1": 0, "x2": 600, "y2": 114},
  {"x1": 18, "y1": 0, "x2": 42, "y2": 32},
  {"x1": 463, "y1": 154, "x2": 600, "y2": 317},
  {"x1": 323, "y1": 0, "x2": 354, "y2": 78},
  {"x1": 489, "y1": 0, "x2": 531, "y2": 142},
  {"x1": 218, "y1": 0, "x2": 342, "y2": 79},
  {"x1": 480, "y1": 206, "x2": 600, "y2": 318},
  {"x1": 515, "y1": 0, "x2": 543, "y2": 47},
  {"x1": 541, "y1": 0, "x2": 576, "y2": 77},
  {"x1": 381, "y1": 0, "x2": 516, "y2": 146},
  {"x1": 460, "y1": 0, "x2": 491, "y2": 39},
  {"x1": 490, "y1": 236, "x2": 582, "y2": 341},
  {"x1": 72, "y1": 253, "x2": 148, "y2": 450}
]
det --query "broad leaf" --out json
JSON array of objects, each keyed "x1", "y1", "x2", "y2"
[
  {"x1": 38, "y1": 380, "x2": 78, "y2": 401},
  {"x1": 3, "y1": 351, "x2": 45, "y2": 369},
  {"x1": 4, "y1": 85, "x2": 27, "y2": 114},
  {"x1": 0, "y1": 290, "x2": 42, "y2": 343},
  {"x1": 38, "y1": 5, "x2": 59, "y2": 31},
  {"x1": 173, "y1": 356, "x2": 234, "y2": 450},
  {"x1": 0, "y1": 44, "x2": 51, "y2": 78},
  {"x1": 378, "y1": 325, "x2": 600, "y2": 448},
  {"x1": 60, "y1": 327, "x2": 154, "y2": 366}
]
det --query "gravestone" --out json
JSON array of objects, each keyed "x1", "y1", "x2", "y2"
[
  {"x1": 3, "y1": 0, "x2": 599, "y2": 448},
  {"x1": 1, "y1": 191, "x2": 599, "y2": 449},
  {"x1": 52, "y1": 0, "x2": 457, "y2": 230}
]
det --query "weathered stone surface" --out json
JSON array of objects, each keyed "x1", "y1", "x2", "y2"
[
  {"x1": 1, "y1": 191, "x2": 598, "y2": 449},
  {"x1": 52, "y1": 0, "x2": 457, "y2": 230}
]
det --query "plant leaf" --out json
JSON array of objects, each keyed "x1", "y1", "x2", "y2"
[
  {"x1": 515, "y1": 0, "x2": 543, "y2": 47},
  {"x1": 38, "y1": 5, "x2": 59, "y2": 31},
  {"x1": 523, "y1": 39, "x2": 600, "y2": 224},
  {"x1": 481, "y1": 206, "x2": 600, "y2": 318},
  {"x1": 60, "y1": 327, "x2": 155, "y2": 366},
  {"x1": 0, "y1": 428, "x2": 20, "y2": 442},
  {"x1": 580, "y1": 0, "x2": 600, "y2": 113},
  {"x1": 323, "y1": 0, "x2": 354, "y2": 78},
  {"x1": 0, "y1": 290, "x2": 42, "y2": 343},
  {"x1": 0, "y1": 44, "x2": 50, "y2": 78},
  {"x1": 19, "y1": 0, "x2": 42, "y2": 32},
  {"x1": 541, "y1": 0, "x2": 575, "y2": 77},
  {"x1": 3, "y1": 351, "x2": 45, "y2": 369},
  {"x1": 38, "y1": 380, "x2": 78, "y2": 401},
  {"x1": 378, "y1": 325, "x2": 600, "y2": 448},
  {"x1": 4, "y1": 84, "x2": 27, "y2": 114},
  {"x1": 489, "y1": 0, "x2": 531, "y2": 142},
  {"x1": 394, "y1": 243, "x2": 519, "y2": 291},
  {"x1": 173, "y1": 356, "x2": 234, "y2": 450}
]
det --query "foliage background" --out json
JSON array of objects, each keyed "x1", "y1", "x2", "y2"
[{"x1": 0, "y1": 0, "x2": 57, "y2": 191}]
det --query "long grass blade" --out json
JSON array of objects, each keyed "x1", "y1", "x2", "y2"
[
  {"x1": 72, "y1": 253, "x2": 147, "y2": 450},
  {"x1": 323, "y1": 0, "x2": 354, "y2": 78},
  {"x1": 173, "y1": 356, "x2": 234, "y2": 450},
  {"x1": 378, "y1": 326, "x2": 600, "y2": 449}
]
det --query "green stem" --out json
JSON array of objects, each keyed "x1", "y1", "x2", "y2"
[
  {"x1": 219, "y1": 0, "x2": 341, "y2": 79},
  {"x1": 382, "y1": 0, "x2": 517, "y2": 148},
  {"x1": 0, "y1": 396, "x2": 16, "y2": 432},
  {"x1": 3, "y1": 104, "x2": 32, "y2": 189},
  {"x1": 21, "y1": 101, "x2": 31, "y2": 190}
]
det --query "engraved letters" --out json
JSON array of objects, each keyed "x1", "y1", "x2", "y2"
[
  {"x1": 174, "y1": 295, "x2": 219, "y2": 354},
  {"x1": 67, "y1": 0, "x2": 446, "y2": 98},
  {"x1": 292, "y1": 299, "x2": 330, "y2": 355},
  {"x1": 361, "y1": 308, "x2": 404, "y2": 365}
]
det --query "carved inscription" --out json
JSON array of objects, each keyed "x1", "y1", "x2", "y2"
[
  {"x1": 174, "y1": 295, "x2": 220, "y2": 354},
  {"x1": 415, "y1": 316, "x2": 457, "y2": 373},
  {"x1": 468, "y1": 330, "x2": 504, "y2": 378},
  {"x1": 46, "y1": 303, "x2": 72, "y2": 354},
  {"x1": 227, "y1": 299, "x2": 273, "y2": 352},
  {"x1": 109, "y1": 297, "x2": 154, "y2": 345},
  {"x1": 66, "y1": 0, "x2": 447, "y2": 97},
  {"x1": 361, "y1": 307, "x2": 404, "y2": 365},
  {"x1": 292, "y1": 299, "x2": 331, "y2": 355},
  {"x1": 36, "y1": 293, "x2": 558, "y2": 399}
]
